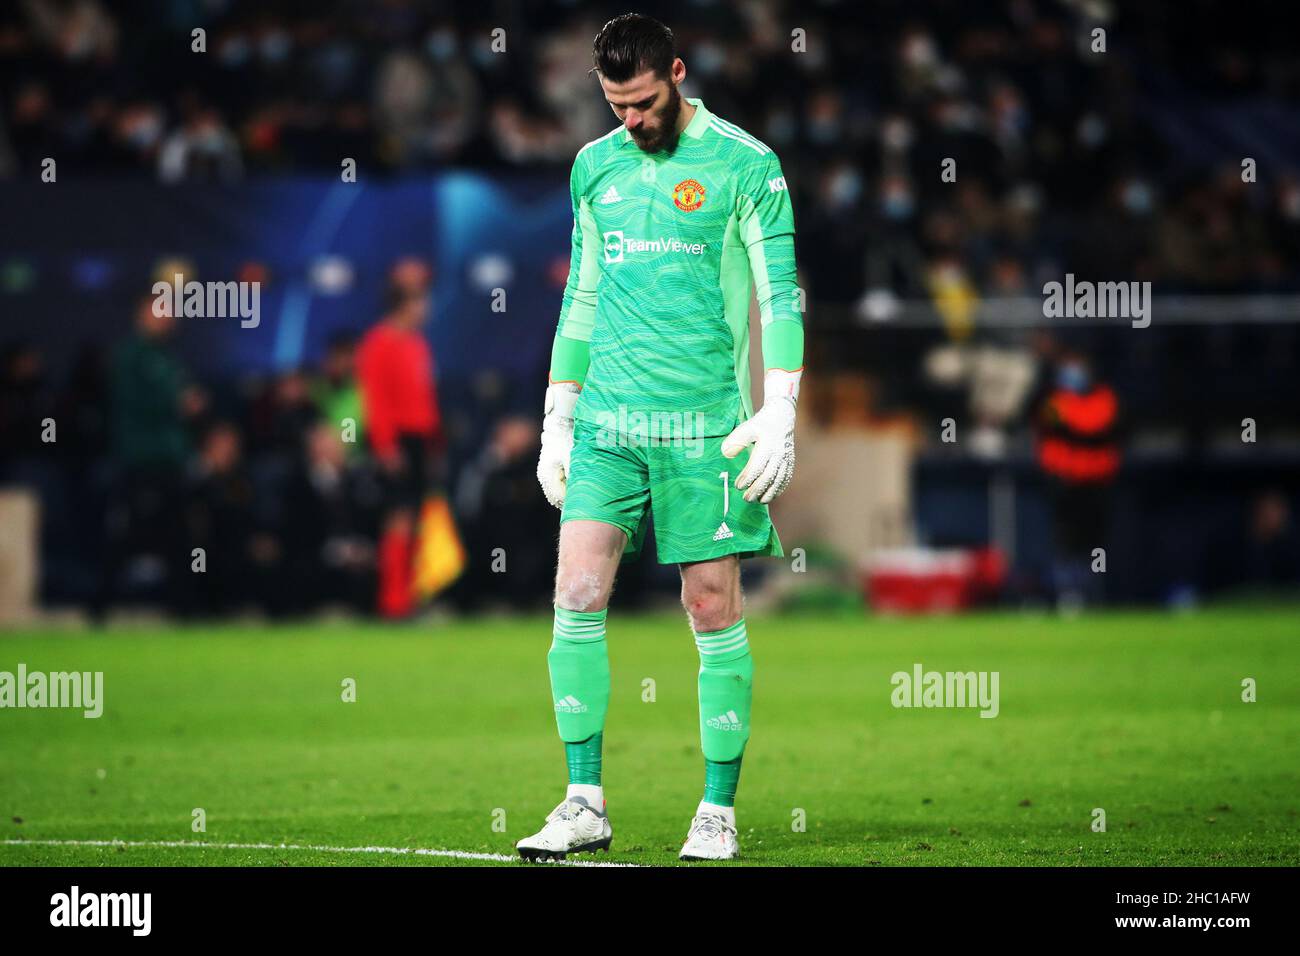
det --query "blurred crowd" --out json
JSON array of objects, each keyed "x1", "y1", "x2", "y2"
[
  {"x1": 2, "y1": 0, "x2": 1299, "y2": 302},
  {"x1": 0, "y1": 258, "x2": 559, "y2": 618}
]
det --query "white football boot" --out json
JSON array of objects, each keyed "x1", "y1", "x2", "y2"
[
  {"x1": 516, "y1": 795, "x2": 612, "y2": 862},
  {"x1": 679, "y1": 806, "x2": 740, "y2": 861}
]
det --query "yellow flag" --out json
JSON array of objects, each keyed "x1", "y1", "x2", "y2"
[{"x1": 412, "y1": 493, "x2": 465, "y2": 601}]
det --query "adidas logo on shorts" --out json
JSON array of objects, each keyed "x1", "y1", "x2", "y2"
[{"x1": 713, "y1": 521, "x2": 734, "y2": 541}]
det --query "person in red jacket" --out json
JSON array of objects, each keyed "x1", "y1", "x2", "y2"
[
  {"x1": 357, "y1": 259, "x2": 442, "y2": 618},
  {"x1": 1034, "y1": 348, "x2": 1120, "y2": 611}
]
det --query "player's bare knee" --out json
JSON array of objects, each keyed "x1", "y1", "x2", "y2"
[
  {"x1": 681, "y1": 582, "x2": 740, "y2": 633},
  {"x1": 555, "y1": 567, "x2": 608, "y2": 613}
]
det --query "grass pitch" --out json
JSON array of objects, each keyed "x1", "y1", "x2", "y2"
[{"x1": 2, "y1": 607, "x2": 1297, "y2": 866}]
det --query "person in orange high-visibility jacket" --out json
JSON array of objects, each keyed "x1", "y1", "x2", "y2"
[
  {"x1": 357, "y1": 261, "x2": 443, "y2": 618},
  {"x1": 1034, "y1": 350, "x2": 1120, "y2": 609}
]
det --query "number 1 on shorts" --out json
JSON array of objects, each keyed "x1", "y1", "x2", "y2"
[{"x1": 719, "y1": 470, "x2": 730, "y2": 517}]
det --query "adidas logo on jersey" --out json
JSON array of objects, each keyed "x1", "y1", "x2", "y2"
[
  {"x1": 554, "y1": 695, "x2": 588, "y2": 713},
  {"x1": 707, "y1": 709, "x2": 743, "y2": 730},
  {"x1": 713, "y1": 521, "x2": 734, "y2": 541},
  {"x1": 598, "y1": 186, "x2": 623, "y2": 205}
]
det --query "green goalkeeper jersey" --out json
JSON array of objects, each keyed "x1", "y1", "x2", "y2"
[{"x1": 551, "y1": 98, "x2": 802, "y2": 441}]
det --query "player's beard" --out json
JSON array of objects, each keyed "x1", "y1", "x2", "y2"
[{"x1": 630, "y1": 85, "x2": 683, "y2": 154}]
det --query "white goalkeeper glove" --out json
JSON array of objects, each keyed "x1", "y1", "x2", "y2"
[
  {"x1": 721, "y1": 368, "x2": 801, "y2": 504},
  {"x1": 537, "y1": 381, "x2": 581, "y2": 509}
]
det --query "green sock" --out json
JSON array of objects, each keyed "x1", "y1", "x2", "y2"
[
  {"x1": 565, "y1": 732, "x2": 603, "y2": 786},
  {"x1": 695, "y1": 619, "x2": 752, "y2": 807},
  {"x1": 549, "y1": 607, "x2": 610, "y2": 785},
  {"x1": 704, "y1": 756, "x2": 743, "y2": 807}
]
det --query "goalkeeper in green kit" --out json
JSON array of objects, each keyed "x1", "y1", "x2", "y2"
[{"x1": 517, "y1": 13, "x2": 803, "y2": 862}]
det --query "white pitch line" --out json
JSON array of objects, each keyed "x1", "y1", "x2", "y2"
[{"x1": 1, "y1": 838, "x2": 638, "y2": 867}]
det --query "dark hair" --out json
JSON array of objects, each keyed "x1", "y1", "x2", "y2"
[{"x1": 592, "y1": 13, "x2": 675, "y2": 82}]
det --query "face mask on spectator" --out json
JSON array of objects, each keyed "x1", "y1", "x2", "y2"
[
  {"x1": 1057, "y1": 363, "x2": 1090, "y2": 393},
  {"x1": 881, "y1": 183, "x2": 912, "y2": 220},
  {"x1": 1123, "y1": 180, "x2": 1154, "y2": 215},
  {"x1": 1078, "y1": 113, "x2": 1107, "y2": 148},
  {"x1": 260, "y1": 32, "x2": 292, "y2": 64},
  {"x1": 220, "y1": 37, "x2": 251, "y2": 67},
  {"x1": 824, "y1": 170, "x2": 863, "y2": 211},
  {"x1": 690, "y1": 41, "x2": 725, "y2": 77},
  {"x1": 426, "y1": 30, "x2": 457, "y2": 61},
  {"x1": 127, "y1": 116, "x2": 162, "y2": 149},
  {"x1": 767, "y1": 110, "x2": 796, "y2": 145},
  {"x1": 808, "y1": 116, "x2": 841, "y2": 146}
]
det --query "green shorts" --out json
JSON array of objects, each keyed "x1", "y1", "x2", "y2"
[{"x1": 561, "y1": 418, "x2": 783, "y2": 564}]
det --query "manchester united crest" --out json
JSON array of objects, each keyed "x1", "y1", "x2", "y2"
[{"x1": 673, "y1": 178, "x2": 706, "y2": 212}]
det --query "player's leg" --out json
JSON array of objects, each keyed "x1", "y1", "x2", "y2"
[
  {"x1": 550, "y1": 518, "x2": 624, "y2": 804},
  {"x1": 376, "y1": 435, "x2": 425, "y2": 619},
  {"x1": 517, "y1": 519, "x2": 625, "y2": 861},
  {"x1": 679, "y1": 553, "x2": 748, "y2": 861},
  {"x1": 519, "y1": 418, "x2": 649, "y2": 860},
  {"x1": 376, "y1": 508, "x2": 415, "y2": 619},
  {"x1": 644, "y1": 428, "x2": 777, "y2": 861}
]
